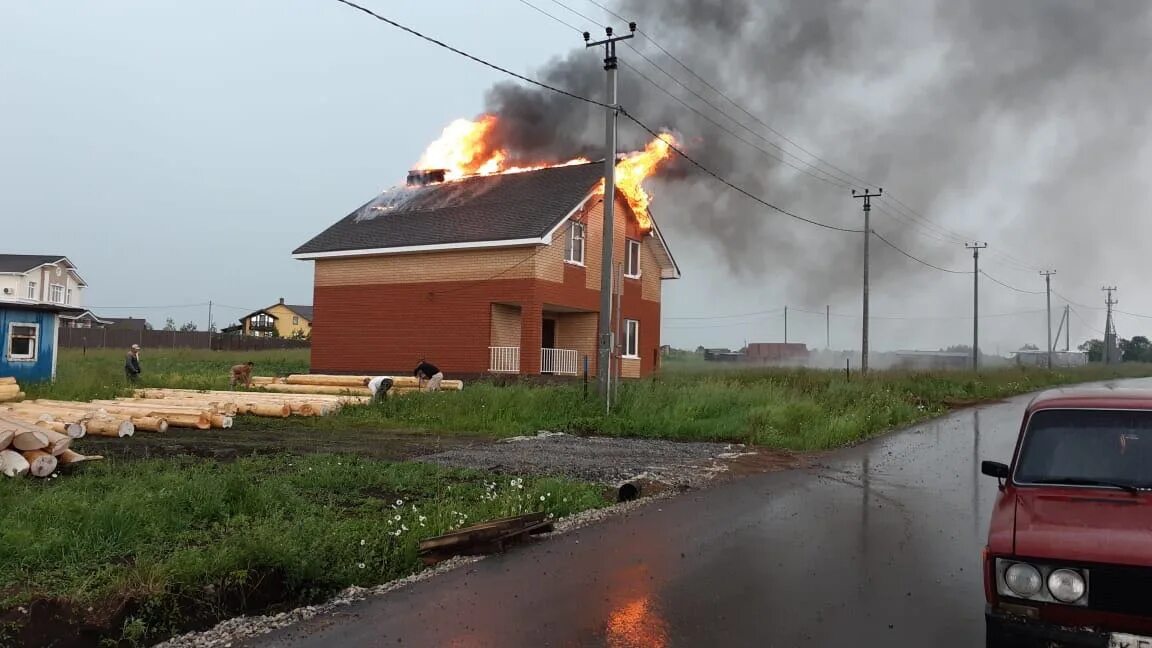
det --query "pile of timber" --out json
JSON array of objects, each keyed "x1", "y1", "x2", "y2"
[
  {"x1": 134, "y1": 389, "x2": 369, "y2": 417},
  {"x1": 247, "y1": 374, "x2": 464, "y2": 397},
  {"x1": 0, "y1": 377, "x2": 25, "y2": 403},
  {"x1": 0, "y1": 414, "x2": 103, "y2": 478}
]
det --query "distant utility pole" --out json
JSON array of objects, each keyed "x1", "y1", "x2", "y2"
[
  {"x1": 784, "y1": 306, "x2": 788, "y2": 344},
  {"x1": 1065, "y1": 304, "x2": 1070, "y2": 351},
  {"x1": 589, "y1": 23, "x2": 635, "y2": 403},
  {"x1": 826, "y1": 305, "x2": 831, "y2": 350},
  {"x1": 1103, "y1": 286, "x2": 1118, "y2": 364},
  {"x1": 1040, "y1": 271, "x2": 1056, "y2": 369},
  {"x1": 207, "y1": 300, "x2": 214, "y2": 350},
  {"x1": 585, "y1": 22, "x2": 635, "y2": 404},
  {"x1": 852, "y1": 188, "x2": 882, "y2": 374},
  {"x1": 966, "y1": 242, "x2": 988, "y2": 370}
]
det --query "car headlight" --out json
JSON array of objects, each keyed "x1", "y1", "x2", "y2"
[
  {"x1": 1005, "y1": 563, "x2": 1044, "y2": 597},
  {"x1": 1047, "y1": 569, "x2": 1087, "y2": 603}
]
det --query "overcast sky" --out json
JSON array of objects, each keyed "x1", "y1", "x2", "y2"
[{"x1": 2, "y1": 1, "x2": 1149, "y2": 354}]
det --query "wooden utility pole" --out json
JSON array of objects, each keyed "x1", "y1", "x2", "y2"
[
  {"x1": 966, "y1": 243, "x2": 988, "y2": 370},
  {"x1": 1040, "y1": 271, "x2": 1055, "y2": 369},
  {"x1": 852, "y1": 189, "x2": 882, "y2": 374}
]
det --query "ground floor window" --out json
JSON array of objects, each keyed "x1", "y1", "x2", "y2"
[
  {"x1": 7, "y1": 323, "x2": 38, "y2": 361},
  {"x1": 624, "y1": 319, "x2": 639, "y2": 358}
]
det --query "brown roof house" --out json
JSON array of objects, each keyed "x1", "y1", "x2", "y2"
[{"x1": 294, "y1": 163, "x2": 679, "y2": 377}]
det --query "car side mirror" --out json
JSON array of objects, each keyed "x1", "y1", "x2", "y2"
[{"x1": 982, "y1": 460, "x2": 1010, "y2": 490}]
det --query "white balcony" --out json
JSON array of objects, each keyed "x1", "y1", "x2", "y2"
[
  {"x1": 541, "y1": 348, "x2": 579, "y2": 376},
  {"x1": 489, "y1": 346, "x2": 520, "y2": 374}
]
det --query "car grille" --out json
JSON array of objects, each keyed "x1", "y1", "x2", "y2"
[{"x1": 1091, "y1": 564, "x2": 1152, "y2": 616}]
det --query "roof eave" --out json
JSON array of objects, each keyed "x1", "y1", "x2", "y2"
[{"x1": 293, "y1": 236, "x2": 550, "y2": 260}]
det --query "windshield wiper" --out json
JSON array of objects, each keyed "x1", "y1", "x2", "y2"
[{"x1": 1043, "y1": 477, "x2": 1140, "y2": 494}]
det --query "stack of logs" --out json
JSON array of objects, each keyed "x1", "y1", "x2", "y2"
[
  {"x1": 249, "y1": 374, "x2": 464, "y2": 396},
  {"x1": 0, "y1": 377, "x2": 25, "y2": 403},
  {"x1": 1, "y1": 415, "x2": 103, "y2": 478}
]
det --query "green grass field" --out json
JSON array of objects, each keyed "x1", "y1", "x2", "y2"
[{"x1": 0, "y1": 455, "x2": 602, "y2": 645}]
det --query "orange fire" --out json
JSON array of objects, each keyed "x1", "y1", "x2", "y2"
[
  {"x1": 597, "y1": 133, "x2": 677, "y2": 233},
  {"x1": 415, "y1": 115, "x2": 677, "y2": 233}
]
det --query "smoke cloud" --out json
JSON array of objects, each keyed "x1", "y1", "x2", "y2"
[{"x1": 479, "y1": 0, "x2": 1152, "y2": 309}]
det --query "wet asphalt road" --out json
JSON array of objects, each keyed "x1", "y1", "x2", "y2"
[{"x1": 247, "y1": 382, "x2": 1146, "y2": 648}]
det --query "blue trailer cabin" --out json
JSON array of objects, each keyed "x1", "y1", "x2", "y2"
[{"x1": 0, "y1": 302, "x2": 82, "y2": 383}]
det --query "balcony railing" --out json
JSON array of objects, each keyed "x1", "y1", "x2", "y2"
[
  {"x1": 489, "y1": 346, "x2": 521, "y2": 374},
  {"x1": 541, "y1": 348, "x2": 579, "y2": 376}
]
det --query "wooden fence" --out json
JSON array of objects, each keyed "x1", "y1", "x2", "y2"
[{"x1": 58, "y1": 328, "x2": 310, "y2": 352}]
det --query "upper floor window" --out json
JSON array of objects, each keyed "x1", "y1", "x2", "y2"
[
  {"x1": 26, "y1": 281, "x2": 36, "y2": 300},
  {"x1": 49, "y1": 284, "x2": 64, "y2": 304},
  {"x1": 565, "y1": 221, "x2": 586, "y2": 265},
  {"x1": 292, "y1": 316, "x2": 300, "y2": 326},
  {"x1": 251, "y1": 314, "x2": 274, "y2": 328},
  {"x1": 66, "y1": 289, "x2": 73, "y2": 305},
  {"x1": 625, "y1": 239, "x2": 642, "y2": 278}
]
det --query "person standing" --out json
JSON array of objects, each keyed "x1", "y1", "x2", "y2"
[
  {"x1": 364, "y1": 376, "x2": 394, "y2": 403},
  {"x1": 413, "y1": 359, "x2": 443, "y2": 392},
  {"x1": 124, "y1": 344, "x2": 142, "y2": 383}
]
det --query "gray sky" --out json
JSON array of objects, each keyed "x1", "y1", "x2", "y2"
[{"x1": 2, "y1": 1, "x2": 1149, "y2": 354}]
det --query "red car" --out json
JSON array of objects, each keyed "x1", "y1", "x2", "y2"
[{"x1": 983, "y1": 388, "x2": 1152, "y2": 647}]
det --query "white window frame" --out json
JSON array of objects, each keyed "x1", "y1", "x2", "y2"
[
  {"x1": 564, "y1": 220, "x2": 586, "y2": 266},
  {"x1": 625, "y1": 239, "x2": 642, "y2": 278},
  {"x1": 49, "y1": 283, "x2": 64, "y2": 304},
  {"x1": 26, "y1": 281, "x2": 36, "y2": 300},
  {"x1": 292, "y1": 315, "x2": 300, "y2": 325},
  {"x1": 7, "y1": 322, "x2": 39, "y2": 362},
  {"x1": 66, "y1": 288, "x2": 73, "y2": 305},
  {"x1": 623, "y1": 319, "x2": 639, "y2": 359}
]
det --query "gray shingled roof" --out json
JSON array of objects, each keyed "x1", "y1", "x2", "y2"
[
  {"x1": 293, "y1": 163, "x2": 605, "y2": 255},
  {"x1": 285, "y1": 305, "x2": 314, "y2": 321},
  {"x1": 0, "y1": 254, "x2": 66, "y2": 273}
]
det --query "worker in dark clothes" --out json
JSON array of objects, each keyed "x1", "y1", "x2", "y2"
[
  {"x1": 413, "y1": 360, "x2": 443, "y2": 391},
  {"x1": 124, "y1": 344, "x2": 142, "y2": 383},
  {"x1": 230, "y1": 361, "x2": 255, "y2": 388}
]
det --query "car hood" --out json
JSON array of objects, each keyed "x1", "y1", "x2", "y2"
[{"x1": 1014, "y1": 490, "x2": 1152, "y2": 566}]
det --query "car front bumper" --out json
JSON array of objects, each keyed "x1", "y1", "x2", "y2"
[{"x1": 987, "y1": 609, "x2": 1109, "y2": 648}]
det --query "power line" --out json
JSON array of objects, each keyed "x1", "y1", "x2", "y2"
[
  {"x1": 665, "y1": 308, "x2": 783, "y2": 321},
  {"x1": 332, "y1": 0, "x2": 611, "y2": 110},
  {"x1": 871, "y1": 230, "x2": 969, "y2": 274},
  {"x1": 981, "y1": 270, "x2": 1043, "y2": 295},
  {"x1": 90, "y1": 303, "x2": 209, "y2": 310},
  {"x1": 1069, "y1": 308, "x2": 1105, "y2": 336},
  {"x1": 620, "y1": 112, "x2": 862, "y2": 233},
  {"x1": 515, "y1": 0, "x2": 584, "y2": 32}
]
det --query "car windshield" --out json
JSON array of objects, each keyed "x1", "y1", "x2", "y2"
[{"x1": 1015, "y1": 408, "x2": 1152, "y2": 488}]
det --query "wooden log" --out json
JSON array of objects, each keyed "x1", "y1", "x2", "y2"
[
  {"x1": 0, "y1": 429, "x2": 12, "y2": 451},
  {"x1": 209, "y1": 414, "x2": 233, "y2": 429},
  {"x1": 39, "y1": 429, "x2": 72, "y2": 456},
  {"x1": 58, "y1": 449, "x2": 104, "y2": 465},
  {"x1": 0, "y1": 383, "x2": 21, "y2": 395},
  {"x1": 284, "y1": 374, "x2": 372, "y2": 387},
  {"x1": 153, "y1": 413, "x2": 210, "y2": 430},
  {"x1": 34, "y1": 419, "x2": 86, "y2": 439},
  {"x1": 0, "y1": 391, "x2": 26, "y2": 404},
  {"x1": 131, "y1": 416, "x2": 169, "y2": 433},
  {"x1": 85, "y1": 417, "x2": 135, "y2": 438},
  {"x1": 22, "y1": 450, "x2": 58, "y2": 477},
  {"x1": 0, "y1": 377, "x2": 17, "y2": 385},
  {"x1": 90, "y1": 400, "x2": 219, "y2": 415},
  {"x1": 11, "y1": 429, "x2": 49, "y2": 452},
  {"x1": 1, "y1": 449, "x2": 29, "y2": 477},
  {"x1": 258, "y1": 383, "x2": 372, "y2": 396},
  {"x1": 234, "y1": 402, "x2": 292, "y2": 418}
]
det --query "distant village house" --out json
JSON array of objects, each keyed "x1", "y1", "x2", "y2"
[{"x1": 0, "y1": 254, "x2": 88, "y2": 381}]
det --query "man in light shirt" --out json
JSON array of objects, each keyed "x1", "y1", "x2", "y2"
[{"x1": 364, "y1": 376, "x2": 394, "y2": 403}]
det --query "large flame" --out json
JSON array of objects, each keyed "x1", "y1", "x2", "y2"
[
  {"x1": 598, "y1": 133, "x2": 677, "y2": 233},
  {"x1": 414, "y1": 115, "x2": 676, "y2": 233}
]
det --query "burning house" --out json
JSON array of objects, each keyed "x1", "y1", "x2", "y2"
[{"x1": 294, "y1": 117, "x2": 680, "y2": 378}]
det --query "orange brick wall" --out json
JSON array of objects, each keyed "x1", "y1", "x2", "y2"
[{"x1": 490, "y1": 304, "x2": 521, "y2": 347}]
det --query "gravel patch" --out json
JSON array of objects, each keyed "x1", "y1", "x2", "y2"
[{"x1": 416, "y1": 431, "x2": 748, "y2": 487}]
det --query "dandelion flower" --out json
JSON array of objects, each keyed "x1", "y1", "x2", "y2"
[
  {"x1": 360, "y1": 539, "x2": 366, "y2": 546},
  {"x1": 401, "y1": 524, "x2": 409, "y2": 532},
  {"x1": 540, "y1": 495, "x2": 546, "y2": 502},
  {"x1": 357, "y1": 563, "x2": 366, "y2": 569},
  {"x1": 396, "y1": 499, "x2": 404, "y2": 506}
]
